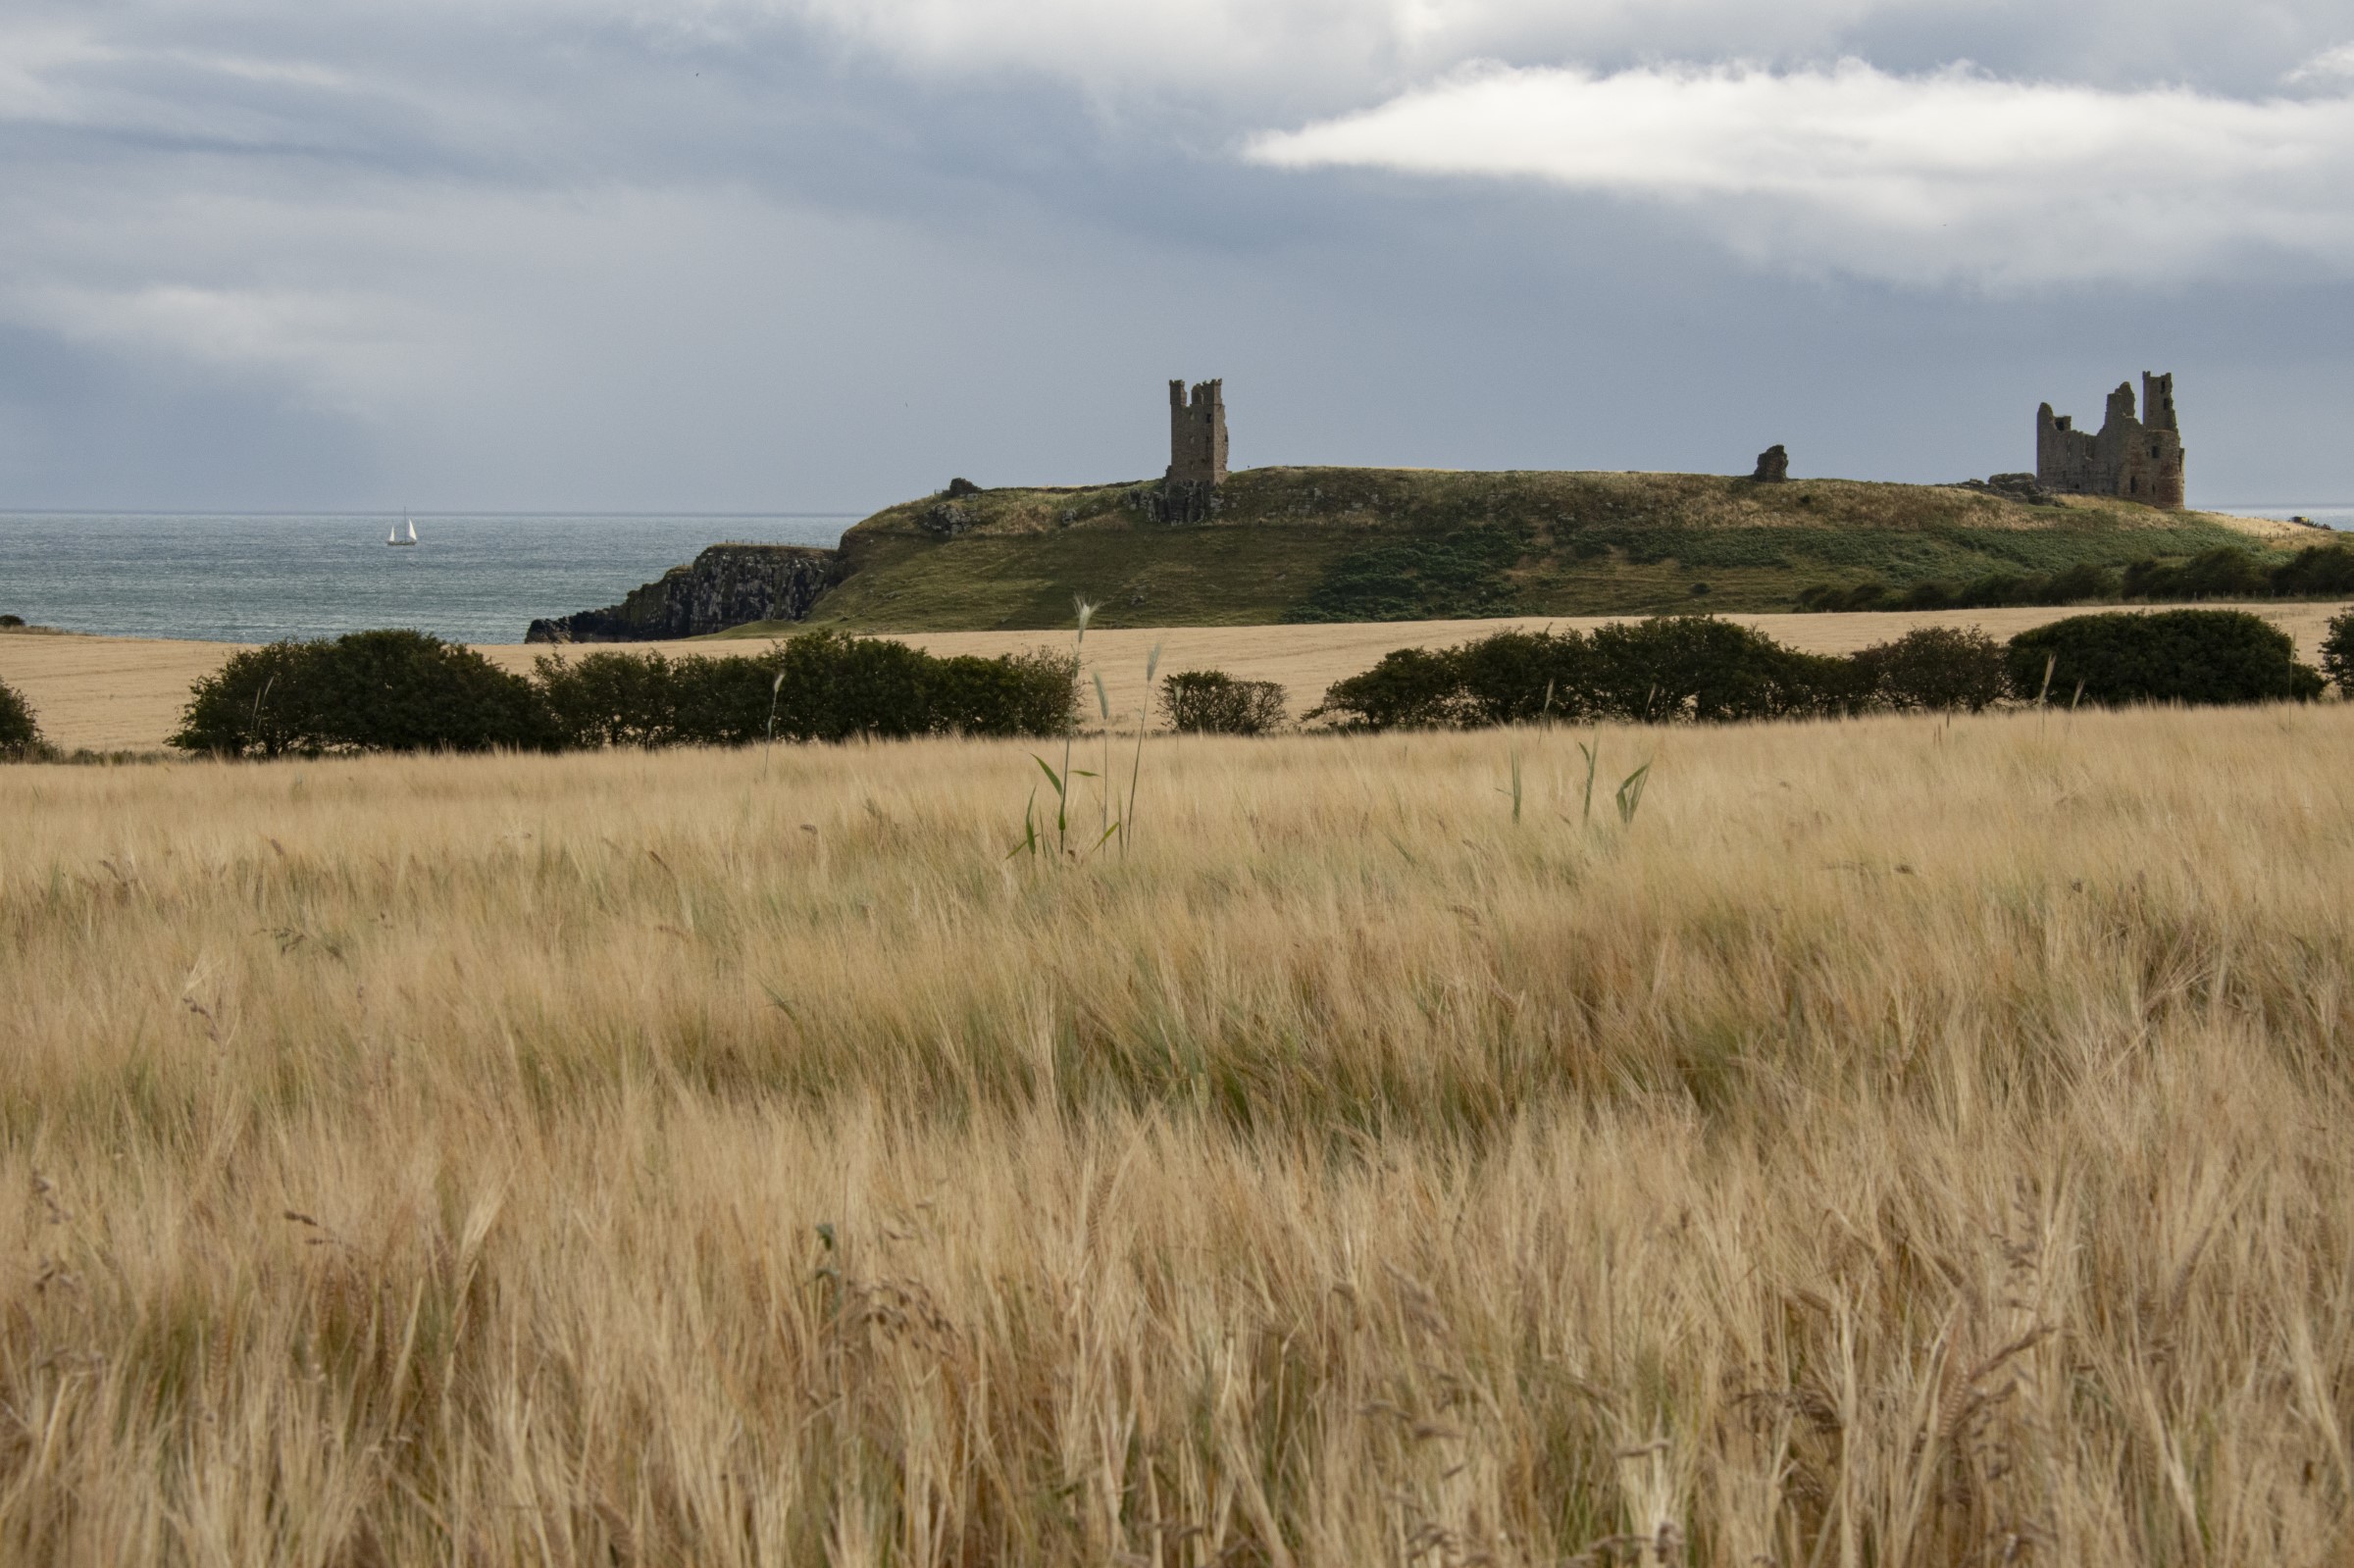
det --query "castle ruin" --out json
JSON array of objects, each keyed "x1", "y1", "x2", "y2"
[
  {"x1": 1167, "y1": 379, "x2": 1227, "y2": 487},
  {"x1": 2036, "y1": 373, "x2": 2185, "y2": 509},
  {"x1": 1157, "y1": 379, "x2": 1228, "y2": 523}
]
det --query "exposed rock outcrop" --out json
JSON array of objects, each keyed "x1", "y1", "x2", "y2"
[
  {"x1": 1958, "y1": 473, "x2": 2062, "y2": 507},
  {"x1": 526, "y1": 543, "x2": 839, "y2": 643}
]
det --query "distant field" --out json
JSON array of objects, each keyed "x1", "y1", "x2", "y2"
[
  {"x1": 4, "y1": 599, "x2": 2347, "y2": 752},
  {"x1": 7, "y1": 708, "x2": 2354, "y2": 1563}
]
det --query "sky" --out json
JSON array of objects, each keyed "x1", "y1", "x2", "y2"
[{"x1": 2, "y1": 0, "x2": 2350, "y2": 513}]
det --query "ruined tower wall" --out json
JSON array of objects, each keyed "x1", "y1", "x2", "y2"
[
  {"x1": 2034, "y1": 373, "x2": 2185, "y2": 510},
  {"x1": 1167, "y1": 379, "x2": 1228, "y2": 487}
]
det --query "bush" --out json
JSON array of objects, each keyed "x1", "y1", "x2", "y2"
[
  {"x1": 1853, "y1": 628, "x2": 2010, "y2": 712},
  {"x1": 171, "y1": 641, "x2": 333, "y2": 757},
  {"x1": 1587, "y1": 616, "x2": 1828, "y2": 722},
  {"x1": 1317, "y1": 618, "x2": 1871, "y2": 730},
  {"x1": 2122, "y1": 548, "x2": 2272, "y2": 601},
  {"x1": 1311, "y1": 646, "x2": 1469, "y2": 731},
  {"x1": 174, "y1": 632, "x2": 552, "y2": 756},
  {"x1": 1160, "y1": 671, "x2": 1288, "y2": 735},
  {"x1": 2324, "y1": 610, "x2": 2354, "y2": 696},
  {"x1": 0, "y1": 674, "x2": 45, "y2": 758},
  {"x1": 2272, "y1": 543, "x2": 2354, "y2": 598},
  {"x1": 537, "y1": 651, "x2": 683, "y2": 749},
  {"x1": 2006, "y1": 610, "x2": 2324, "y2": 707},
  {"x1": 538, "y1": 633, "x2": 1075, "y2": 749},
  {"x1": 926, "y1": 649, "x2": 1079, "y2": 738},
  {"x1": 322, "y1": 631, "x2": 553, "y2": 752},
  {"x1": 1453, "y1": 630, "x2": 1594, "y2": 725}
]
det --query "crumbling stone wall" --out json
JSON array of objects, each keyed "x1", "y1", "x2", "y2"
[
  {"x1": 1159, "y1": 378, "x2": 1228, "y2": 524},
  {"x1": 526, "y1": 543, "x2": 838, "y2": 642},
  {"x1": 2036, "y1": 372, "x2": 2186, "y2": 509},
  {"x1": 1167, "y1": 379, "x2": 1228, "y2": 486}
]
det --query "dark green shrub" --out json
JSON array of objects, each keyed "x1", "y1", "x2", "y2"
[
  {"x1": 2272, "y1": 544, "x2": 2354, "y2": 598},
  {"x1": 767, "y1": 632, "x2": 934, "y2": 741},
  {"x1": 2040, "y1": 561, "x2": 2118, "y2": 603},
  {"x1": 2123, "y1": 548, "x2": 2272, "y2": 601},
  {"x1": 535, "y1": 651, "x2": 682, "y2": 748},
  {"x1": 661, "y1": 654, "x2": 779, "y2": 746},
  {"x1": 1160, "y1": 671, "x2": 1288, "y2": 735},
  {"x1": 1897, "y1": 582, "x2": 1956, "y2": 611},
  {"x1": 1796, "y1": 581, "x2": 1891, "y2": 613},
  {"x1": 1587, "y1": 616, "x2": 1819, "y2": 722},
  {"x1": 1774, "y1": 649, "x2": 1878, "y2": 718},
  {"x1": 2006, "y1": 610, "x2": 2324, "y2": 707},
  {"x1": 540, "y1": 634, "x2": 1075, "y2": 748},
  {"x1": 2323, "y1": 610, "x2": 2354, "y2": 696},
  {"x1": 1854, "y1": 628, "x2": 2010, "y2": 712},
  {"x1": 301, "y1": 630, "x2": 552, "y2": 753},
  {"x1": 0, "y1": 674, "x2": 44, "y2": 758},
  {"x1": 1454, "y1": 630, "x2": 1594, "y2": 725},
  {"x1": 1311, "y1": 647, "x2": 1467, "y2": 731},
  {"x1": 927, "y1": 649, "x2": 1077, "y2": 737},
  {"x1": 171, "y1": 640, "x2": 332, "y2": 757},
  {"x1": 172, "y1": 632, "x2": 550, "y2": 756}
]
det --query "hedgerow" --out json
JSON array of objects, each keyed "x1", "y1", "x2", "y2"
[{"x1": 172, "y1": 630, "x2": 1076, "y2": 757}]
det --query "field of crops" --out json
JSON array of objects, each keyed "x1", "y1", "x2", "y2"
[{"x1": 7, "y1": 705, "x2": 2354, "y2": 1563}]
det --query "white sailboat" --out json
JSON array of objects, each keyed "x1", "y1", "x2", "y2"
[{"x1": 386, "y1": 510, "x2": 418, "y2": 547}]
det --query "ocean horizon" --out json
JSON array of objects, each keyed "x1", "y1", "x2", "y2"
[
  {"x1": 0, "y1": 501, "x2": 2342, "y2": 645},
  {"x1": 0, "y1": 511, "x2": 858, "y2": 644}
]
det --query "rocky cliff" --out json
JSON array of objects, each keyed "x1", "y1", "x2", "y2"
[{"x1": 526, "y1": 544, "x2": 839, "y2": 642}]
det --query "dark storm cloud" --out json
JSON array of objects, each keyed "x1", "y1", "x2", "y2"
[{"x1": 0, "y1": 0, "x2": 2348, "y2": 510}]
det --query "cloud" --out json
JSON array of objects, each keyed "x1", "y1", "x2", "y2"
[
  {"x1": 1245, "y1": 61, "x2": 2354, "y2": 286},
  {"x1": 764, "y1": 0, "x2": 2354, "y2": 106},
  {"x1": 2286, "y1": 42, "x2": 2354, "y2": 82}
]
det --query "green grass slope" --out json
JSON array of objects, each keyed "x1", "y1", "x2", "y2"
[{"x1": 715, "y1": 467, "x2": 2300, "y2": 635}]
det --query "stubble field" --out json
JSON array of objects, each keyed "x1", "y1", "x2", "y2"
[{"x1": 5, "y1": 706, "x2": 2354, "y2": 1565}]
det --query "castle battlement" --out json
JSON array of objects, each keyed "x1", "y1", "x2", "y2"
[{"x1": 2036, "y1": 372, "x2": 2185, "y2": 509}]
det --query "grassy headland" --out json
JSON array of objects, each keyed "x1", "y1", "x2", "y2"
[
  {"x1": 721, "y1": 467, "x2": 2300, "y2": 634},
  {"x1": 7, "y1": 707, "x2": 2354, "y2": 1562}
]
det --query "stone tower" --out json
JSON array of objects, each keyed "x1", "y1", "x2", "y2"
[
  {"x1": 1167, "y1": 379, "x2": 1228, "y2": 487},
  {"x1": 2035, "y1": 372, "x2": 2185, "y2": 509}
]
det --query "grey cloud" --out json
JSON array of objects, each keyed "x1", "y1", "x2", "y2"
[{"x1": 0, "y1": 1, "x2": 2347, "y2": 510}]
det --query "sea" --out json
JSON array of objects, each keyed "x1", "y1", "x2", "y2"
[
  {"x1": 0, "y1": 503, "x2": 2342, "y2": 644},
  {"x1": 0, "y1": 512, "x2": 857, "y2": 644}
]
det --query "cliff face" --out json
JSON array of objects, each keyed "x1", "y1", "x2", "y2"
[{"x1": 526, "y1": 544, "x2": 839, "y2": 642}]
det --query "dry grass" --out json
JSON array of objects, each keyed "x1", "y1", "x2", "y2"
[
  {"x1": 6, "y1": 600, "x2": 2349, "y2": 752},
  {"x1": 5, "y1": 707, "x2": 2354, "y2": 1564}
]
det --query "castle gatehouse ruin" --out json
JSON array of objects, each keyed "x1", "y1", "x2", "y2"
[{"x1": 2035, "y1": 373, "x2": 2185, "y2": 509}]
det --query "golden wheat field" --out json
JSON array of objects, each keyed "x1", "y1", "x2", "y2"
[
  {"x1": 5, "y1": 598, "x2": 2348, "y2": 753},
  {"x1": 6, "y1": 706, "x2": 2354, "y2": 1566}
]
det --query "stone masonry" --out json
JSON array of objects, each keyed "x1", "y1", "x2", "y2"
[
  {"x1": 1156, "y1": 378, "x2": 1228, "y2": 524},
  {"x1": 2035, "y1": 372, "x2": 2185, "y2": 509},
  {"x1": 1167, "y1": 379, "x2": 1228, "y2": 486}
]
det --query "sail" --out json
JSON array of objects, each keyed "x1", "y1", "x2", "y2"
[{"x1": 405, "y1": 518, "x2": 418, "y2": 543}]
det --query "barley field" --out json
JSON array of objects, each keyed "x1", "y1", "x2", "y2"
[
  {"x1": 5, "y1": 598, "x2": 2347, "y2": 752},
  {"x1": 5, "y1": 707, "x2": 2353, "y2": 1566}
]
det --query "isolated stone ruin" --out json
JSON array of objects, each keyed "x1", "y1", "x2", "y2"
[
  {"x1": 1158, "y1": 378, "x2": 1228, "y2": 523},
  {"x1": 1751, "y1": 445, "x2": 1789, "y2": 483},
  {"x1": 2036, "y1": 373, "x2": 2185, "y2": 509}
]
